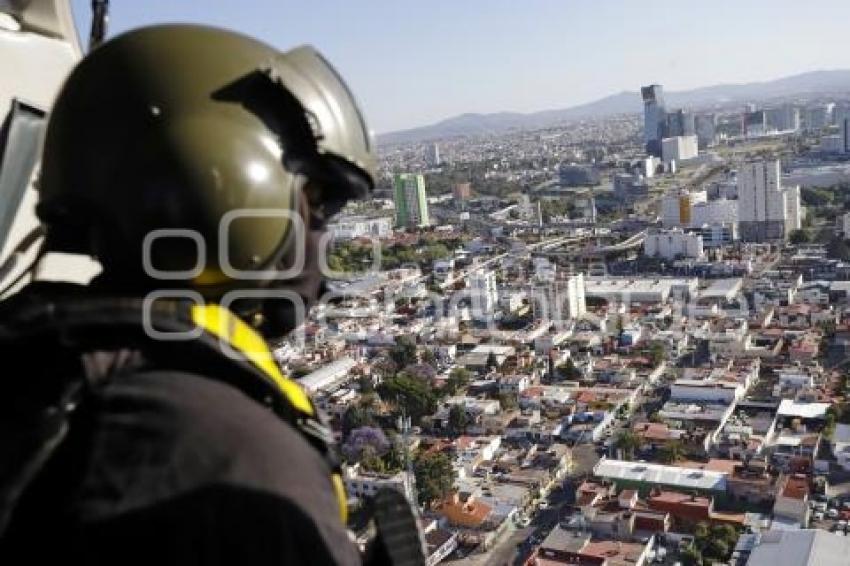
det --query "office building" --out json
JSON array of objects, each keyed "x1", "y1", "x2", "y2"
[
  {"x1": 426, "y1": 142, "x2": 441, "y2": 167},
  {"x1": 661, "y1": 135, "x2": 698, "y2": 164},
  {"x1": 661, "y1": 188, "x2": 707, "y2": 228},
  {"x1": 393, "y1": 173, "x2": 430, "y2": 228},
  {"x1": 644, "y1": 229, "x2": 704, "y2": 260},
  {"x1": 666, "y1": 109, "x2": 695, "y2": 137},
  {"x1": 695, "y1": 113, "x2": 717, "y2": 149},
  {"x1": 563, "y1": 273, "x2": 587, "y2": 319},
  {"x1": 737, "y1": 160, "x2": 801, "y2": 242},
  {"x1": 765, "y1": 104, "x2": 800, "y2": 132},
  {"x1": 745, "y1": 110, "x2": 767, "y2": 137},
  {"x1": 642, "y1": 84, "x2": 666, "y2": 156},
  {"x1": 559, "y1": 164, "x2": 600, "y2": 186},
  {"x1": 842, "y1": 118, "x2": 850, "y2": 153},
  {"x1": 698, "y1": 223, "x2": 738, "y2": 247},
  {"x1": 805, "y1": 104, "x2": 832, "y2": 131}
]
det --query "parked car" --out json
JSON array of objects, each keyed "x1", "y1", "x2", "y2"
[
  {"x1": 813, "y1": 511, "x2": 824, "y2": 521},
  {"x1": 538, "y1": 501, "x2": 549, "y2": 510},
  {"x1": 828, "y1": 508, "x2": 840, "y2": 519}
]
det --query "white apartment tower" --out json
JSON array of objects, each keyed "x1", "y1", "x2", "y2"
[
  {"x1": 737, "y1": 160, "x2": 801, "y2": 242},
  {"x1": 469, "y1": 270, "x2": 498, "y2": 321}
]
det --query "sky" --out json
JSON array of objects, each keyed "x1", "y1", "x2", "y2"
[{"x1": 70, "y1": 0, "x2": 850, "y2": 134}]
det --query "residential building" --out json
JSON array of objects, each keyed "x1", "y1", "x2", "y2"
[
  {"x1": 469, "y1": 270, "x2": 498, "y2": 321},
  {"x1": 644, "y1": 229, "x2": 704, "y2": 260},
  {"x1": 737, "y1": 160, "x2": 801, "y2": 242},
  {"x1": 393, "y1": 173, "x2": 430, "y2": 228}
]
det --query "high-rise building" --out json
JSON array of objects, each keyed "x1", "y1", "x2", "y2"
[
  {"x1": 426, "y1": 142, "x2": 441, "y2": 167},
  {"x1": 563, "y1": 273, "x2": 586, "y2": 319},
  {"x1": 469, "y1": 270, "x2": 498, "y2": 321},
  {"x1": 744, "y1": 110, "x2": 767, "y2": 137},
  {"x1": 765, "y1": 104, "x2": 800, "y2": 132},
  {"x1": 805, "y1": 104, "x2": 832, "y2": 131},
  {"x1": 666, "y1": 109, "x2": 695, "y2": 138},
  {"x1": 842, "y1": 118, "x2": 850, "y2": 154},
  {"x1": 695, "y1": 114, "x2": 717, "y2": 149},
  {"x1": 737, "y1": 160, "x2": 801, "y2": 241},
  {"x1": 642, "y1": 84, "x2": 667, "y2": 156},
  {"x1": 393, "y1": 173, "x2": 430, "y2": 228}
]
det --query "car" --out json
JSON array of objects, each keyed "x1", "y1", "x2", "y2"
[
  {"x1": 843, "y1": 501, "x2": 850, "y2": 510},
  {"x1": 828, "y1": 508, "x2": 840, "y2": 519},
  {"x1": 815, "y1": 502, "x2": 828, "y2": 512},
  {"x1": 539, "y1": 501, "x2": 550, "y2": 510},
  {"x1": 518, "y1": 517, "x2": 531, "y2": 528},
  {"x1": 813, "y1": 511, "x2": 825, "y2": 521}
]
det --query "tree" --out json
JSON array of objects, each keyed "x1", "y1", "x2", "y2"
[
  {"x1": 389, "y1": 335, "x2": 418, "y2": 369},
  {"x1": 421, "y1": 348, "x2": 437, "y2": 366},
  {"x1": 448, "y1": 405, "x2": 469, "y2": 436},
  {"x1": 648, "y1": 342, "x2": 666, "y2": 368},
  {"x1": 342, "y1": 426, "x2": 390, "y2": 469},
  {"x1": 444, "y1": 367, "x2": 472, "y2": 396},
  {"x1": 657, "y1": 441, "x2": 684, "y2": 464},
  {"x1": 498, "y1": 392, "x2": 518, "y2": 411},
  {"x1": 342, "y1": 404, "x2": 373, "y2": 438},
  {"x1": 614, "y1": 430, "x2": 641, "y2": 460},
  {"x1": 707, "y1": 538, "x2": 730, "y2": 560},
  {"x1": 378, "y1": 373, "x2": 436, "y2": 425},
  {"x1": 789, "y1": 229, "x2": 810, "y2": 245},
  {"x1": 679, "y1": 544, "x2": 701, "y2": 566},
  {"x1": 414, "y1": 452, "x2": 454, "y2": 506}
]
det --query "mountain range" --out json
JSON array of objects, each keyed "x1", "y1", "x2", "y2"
[{"x1": 377, "y1": 69, "x2": 850, "y2": 145}]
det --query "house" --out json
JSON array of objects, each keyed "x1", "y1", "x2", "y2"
[
  {"x1": 632, "y1": 422, "x2": 686, "y2": 451},
  {"x1": 772, "y1": 474, "x2": 810, "y2": 528},
  {"x1": 433, "y1": 492, "x2": 493, "y2": 529},
  {"x1": 525, "y1": 527, "x2": 654, "y2": 566},
  {"x1": 727, "y1": 460, "x2": 775, "y2": 505},
  {"x1": 832, "y1": 423, "x2": 850, "y2": 471}
]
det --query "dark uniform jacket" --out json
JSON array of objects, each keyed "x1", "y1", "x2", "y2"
[{"x1": 0, "y1": 283, "x2": 359, "y2": 565}]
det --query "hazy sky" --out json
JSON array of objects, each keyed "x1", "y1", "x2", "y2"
[{"x1": 71, "y1": 0, "x2": 850, "y2": 134}]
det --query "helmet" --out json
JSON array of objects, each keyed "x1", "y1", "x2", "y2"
[{"x1": 37, "y1": 24, "x2": 375, "y2": 294}]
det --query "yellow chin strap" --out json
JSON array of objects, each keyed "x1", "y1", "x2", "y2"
[{"x1": 190, "y1": 303, "x2": 347, "y2": 523}]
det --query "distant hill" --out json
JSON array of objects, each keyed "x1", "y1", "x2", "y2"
[{"x1": 377, "y1": 69, "x2": 850, "y2": 145}]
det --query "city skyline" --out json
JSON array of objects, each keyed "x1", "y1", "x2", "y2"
[{"x1": 70, "y1": 0, "x2": 850, "y2": 134}]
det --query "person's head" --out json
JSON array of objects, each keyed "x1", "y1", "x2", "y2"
[{"x1": 37, "y1": 24, "x2": 375, "y2": 336}]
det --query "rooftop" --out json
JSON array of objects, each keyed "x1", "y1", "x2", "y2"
[{"x1": 593, "y1": 458, "x2": 728, "y2": 492}]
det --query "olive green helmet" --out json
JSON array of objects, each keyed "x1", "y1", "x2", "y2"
[{"x1": 37, "y1": 24, "x2": 376, "y2": 294}]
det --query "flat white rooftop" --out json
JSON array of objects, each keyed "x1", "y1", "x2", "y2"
[{"x1": 593, "y1": 458, "x2": 727, "y2": 491}]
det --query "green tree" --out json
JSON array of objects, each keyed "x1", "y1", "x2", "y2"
[
  {"x1": 448, "y1": 404, "x2": 469, "y2": 436},
  {"x1": 657, "y1": 441, "x2": 684, "y2": 464},
  {"x1": 445, "y1": 367, "x2": 472, "y2": 395},
  {"x1": 789, "y1": 229, "x2": 810, "y2": 245},
  {"x1": 414, "y1": 452, "x2": 454, "y2": 506},
  {"x1": 378, "y1": 373, "x2": 436, "y2": 425},
  {"x1": 498, "y1": 392, "x2": 518, "y2": 411},
  {"x1": 342, "y1": 405, "x2": 373, "y2": 438},
  {"x1": 614, "y1": 430, "x2": 641, "y2": 460},
  {"x1": 389, "y1": 336, "x2": 418, "y2": 369},
  {"x1": 648, "y1": 341, "x2": 666, "y2": 367},
  {"x1": 707, "y1": 538, "x2": 730, "y2": 560},
  {"x1": 680, "y1": 544, "x2": 702, "y2": 566}
]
